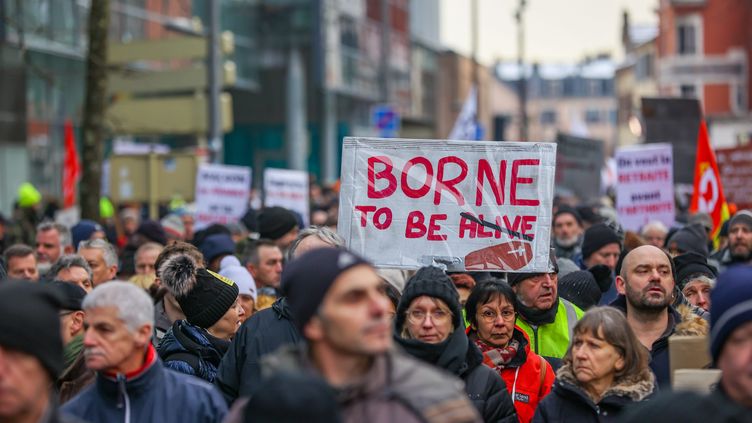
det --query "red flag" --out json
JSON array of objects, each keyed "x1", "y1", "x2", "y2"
[
  {"x1": 690, "y1": 120, "x2": 729, "y2": 240},
  {"x1": 63, "y1": 120, "x2": 81, "y2": 208}
]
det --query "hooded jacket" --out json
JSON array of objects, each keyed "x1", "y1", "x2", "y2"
[
  {"x1": 214, "y1": 297, "x2": 301, "y2": 402},
  {"x1": 157, "y1": 320, "x2": 230, "y2": 383},
  {"x1": 471, "y1": 327, "x2": 555, "y2": 423},
  {"x1": 62, "y1": 345, "x2": 228, "y2": 423},
  {"x1": 609, "y1": 295, "x2": 708, "y2": 391},
  {"x1": 532, "y1": 363, "x2": 655, "y2": 422},
  {"x1": 261, "y1": 345, "x2": 482, "y2": 423}
]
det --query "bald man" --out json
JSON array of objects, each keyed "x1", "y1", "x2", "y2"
[{"x1": 611, "y1": 245, "x2": 708, "y2": 390}]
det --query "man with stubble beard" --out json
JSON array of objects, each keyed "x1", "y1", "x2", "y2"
[
  {"x1": 611, "y1": 245, "x2": 708, "y2": 391},
  {"x1": 712, "y1": 210, "x2": 752, "y2": 272}
]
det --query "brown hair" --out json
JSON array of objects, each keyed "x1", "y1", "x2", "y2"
[{"x1": 563, "y1": 307, "x2": 649, "y2": 381}]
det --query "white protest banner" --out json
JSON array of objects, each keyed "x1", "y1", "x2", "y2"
[
  {"x1": 616, "y1": 144, "x2": 675, "y2": 231},
  {"x1": 337, "y1": 137, "x2": 557, "y2": 272},
  {"x1": 263, "y1": 168, "x2": 310, "y2": 226},
  {"x1": 194, "y1": 163, "x2": 251, "y2": 230}
]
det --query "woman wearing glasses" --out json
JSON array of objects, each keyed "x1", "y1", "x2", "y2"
[
  {"x1": 465, "y1": 280, "x2": 555, "y2": 423},
  {"x1": 394, "y1": 266, "x2": 517, "y2": 423}
]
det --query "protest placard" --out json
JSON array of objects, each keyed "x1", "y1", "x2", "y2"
[
  {"x1": 337, "y1": 138, "x2": 557, "y2": 272},
  {"x1": 555, "y1": 133, "x2": 604, "y2": 202},
  {"x1": 716, "y1": 145, "x2": 752, "y2": 211},
  {"x1": 194, "y1": 163, "x2": 251, "y2": 230},
  {"x1": 615, "y1": 144, "x2": 675, "y2": 231},
  {"x1": 263, "y1": 168, "x2": 310, "y2": 226}
]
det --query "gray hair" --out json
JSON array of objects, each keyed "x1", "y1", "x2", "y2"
[
  {"x1": 78, "y1": 239, "x2": 118, "y2": 268},
  {"x1": 641, "y1": 220, "x2": 668, "y2": 236},
  {"x1": 681, "y1": 274, "x2": 716, "y2": 289},
  {"x1": 287, "y1": 226, "x2": 345, "y2": 260},
  {"x1": 83, "y1": 282, "x2": 154, "y2": 332},
  {"x1": 37, "y1": 221, "x2": 73, "y2": 247},
  {"x1": 50, "y1": 254, "x2": 94, "y2": 281}
]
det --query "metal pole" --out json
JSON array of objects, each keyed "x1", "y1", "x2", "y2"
[
  {"x1": 287, "y1": 47, "x2": 307, "y2": 171},
  {"x1": 208, "y1": 0, "x2": 222, "y2": 163},
  {"x1": 321, "y1": 0, "x2": 337, "y2": 183},
  {"x1": 471, "y1": 0, "x2": 479, "y2": 137},
  {"x1": 516, "y1": 0, "x2": 528, "y2": 141},
  {"x1": 380, "y1": 0, "x2": 391, "y2": 103}
]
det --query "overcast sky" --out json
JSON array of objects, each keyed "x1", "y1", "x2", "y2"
[{"x1": 439, "y1": 0, "x2": 658, "y2": 64}]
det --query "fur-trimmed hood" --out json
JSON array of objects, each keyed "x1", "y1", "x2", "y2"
[
  {"x1": 556, "y1": 363, "x2": 655, "y2": 403},
  {"x1": 674, "y1": 304, "x2": 709, "y2": 336}
]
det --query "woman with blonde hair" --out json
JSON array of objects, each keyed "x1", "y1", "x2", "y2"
[{"x1": 533, "y1": 307, "x2": 654, "y2": 422}]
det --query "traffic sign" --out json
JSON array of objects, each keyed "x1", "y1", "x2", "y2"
[{"x1": 371, "y1": 105, "x2": 400, "y2": 137}]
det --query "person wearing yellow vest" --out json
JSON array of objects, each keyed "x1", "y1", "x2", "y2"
[{"x1": 507, "y1": 253, "x2": 583, "y2": 370}]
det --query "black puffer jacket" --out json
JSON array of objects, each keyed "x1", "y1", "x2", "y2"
[
  {"x1": 214, "y1": 297, "x2": 301, "y2": 403},
  {"x1": 532, "y1": 363, "x2": 655, "y2": 422}
]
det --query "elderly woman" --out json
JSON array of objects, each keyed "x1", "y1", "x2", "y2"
[
  {"x1": 394, "y1": 267, "x2": 517, "y2": 423},
  {"x1": 466, "y1": 280, "x2": 554, "y2": 423},
  {"x1": 533, "y1": 307, "x2": 655, "y2": 422},
  {"x1": 673, "y1": 252, "x2": 716, "y2": 312},
  {"x1": 157, "y1": 253, "x2": 245, "y2": 382}
]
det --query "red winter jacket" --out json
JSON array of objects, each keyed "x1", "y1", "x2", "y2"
[{"x1": 472, "y1": 327, "x2": 555, "y2": 423}]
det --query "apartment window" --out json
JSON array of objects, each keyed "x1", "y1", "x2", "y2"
[
  {"x1": 585, "y1": 109, "x2": 601, "y2": 123},
  {"x1": 680, "y1": 84, "x2": 697, "y2": 98},
  {"x1": 635, "y1": 53, "x2": 654, "y2": 80},
  {"x1": 676, "y1": 15, "x2": 702, "y2": 56},
  {"x1": 540, "y1": 110, "x2": 557, "y2": 125}
]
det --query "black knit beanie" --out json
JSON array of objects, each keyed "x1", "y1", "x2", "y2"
[
  {"x1": 666, "y1": 223, "x2": 708, "y2": 256},
  {"x1": 395, "y1": 266, "x2": 463, "y2": 332},
  {"x1": 0, "y1": 281, "x2": 64, "y2": 379},
  {"x1": 283, "y1": 248, "x2": 371, "y2": 333},
  {"x1": 159, "y1": 254, "x2": 239, "y2": 328},
  {"x1": 257, "y1": 207, "x2": 298, "y2": 241},
  {"x1": 554, "y1": 205, "x2": 583, "y2": 226},
  {"x1": 673, "y1": 252, "x2": 717, "y2": 290},
  {"x1": 137, "y1": 220, "x2": 168, "y2": 245},
  {"x1": 582, "y1": 223, "x2": 621, "y2": 259},
  {"x1": 557, "y1": 264, "x2": 611, "y2": 310}
]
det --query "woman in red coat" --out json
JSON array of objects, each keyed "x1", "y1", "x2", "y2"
[{"x1": 466, "y1": 280, "x2": 555, "y2": 423}]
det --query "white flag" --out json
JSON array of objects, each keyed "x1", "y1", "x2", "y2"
[{"x1": 448, "y1": 86, "x2": 479, "y2": 140}]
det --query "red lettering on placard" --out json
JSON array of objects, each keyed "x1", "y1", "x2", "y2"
[
  {"x1": 367, "y1": 156, "x2": 397, "y2": 199},
  {"x1": 401, "y1": 157, "x2": 433, "y2": 199},
  {"x1": 476, "y1": 159, "x2": 506, "y2": 206},
  {"x1": 427, "y1": 214, "x2": 448, "y2": 241},
  {"x1": 459, "y1": 214, "x2": 476, "y2": 239},
  {"x1": 354, "y1": 205, "x2": 377, "y2": 227},
  {"x1": 511, "y1": 159, "x2": 540, "y2": 206},
  {"x1": 373, "y1": 208, "x2": 393, "y2": 230},
  {"x1": 405, "y1": 211, "x2": 427, "y2": 238},
  {"x1": 434, "y1": 156, "x2": 468, "y2": 205}
]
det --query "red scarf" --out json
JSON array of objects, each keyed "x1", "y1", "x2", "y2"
[{"x1": 474, "y1": 338, "x2": 520, "y2": 374}]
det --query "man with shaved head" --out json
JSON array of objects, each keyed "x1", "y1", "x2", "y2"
[{"x1": 611, "y1": 245, "x2": 708, "y2": 390}]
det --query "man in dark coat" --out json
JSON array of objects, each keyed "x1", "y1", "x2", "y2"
[
  {"x1": 611, "y1": 245, "x2": 708, "y2": 391},
  {"x1": 62, "y1": 282, "x2": 227, "y2": 422},
  {"x1": 237, "y1": 248, "x2": 481, "y2": 422},
  {"x1": 619, "y1": 265, "x2": 752, "y2": 421}
]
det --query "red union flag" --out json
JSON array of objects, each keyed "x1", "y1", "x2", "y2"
[
  {"x1": 62, "y1": 120, "x2": 81, "y2": 208},
  {"x1": 690, "y1": 120, "x2": 730, "y2": 239}
]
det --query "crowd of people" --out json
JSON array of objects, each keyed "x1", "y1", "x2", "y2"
[{"x1": 0, "y1": 181, "x2": 750, "y2": 423}]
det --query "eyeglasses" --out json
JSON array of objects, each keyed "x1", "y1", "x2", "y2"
[
  {"x1": 478, "y1": 309, "x2": 516, "y2": 323},
  {"x1": 406, "y1": 309, "x2": 452, "y2": 324}
]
